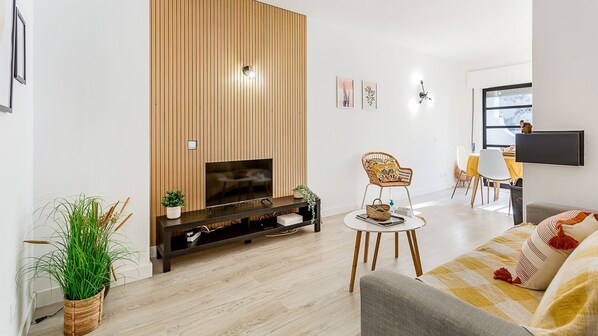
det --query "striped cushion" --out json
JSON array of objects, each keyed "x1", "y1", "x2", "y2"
[
  {"x1": 527, "y1": 230, "x2": 598, "y2": 335},
  {"x1": 419, "y1": 224, "x2": 543, "y2": 324},
  {"x1": 507, "y1": 211, "x2": 598, "y2": 290}
]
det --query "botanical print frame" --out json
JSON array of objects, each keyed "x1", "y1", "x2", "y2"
[
  {"x1": 336, "y1": 77, "x2": 354, "y2": 108},
  {"x1": 362, "y1": 81, "x2": 377, "y2": 110},
  {"x1": 0, "y1": 0, "x2": 15, "y2": 112},
  {"x1": 13, "y1": 6, "x2": 24, "y2": 84}
]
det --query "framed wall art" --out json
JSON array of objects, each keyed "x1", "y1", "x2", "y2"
[
  {"x1": 362, "y1": 81, "x2": 377, "y2": 110},
  {"x1": 336, "y1": 77, "x2": 354, "y2": 108},
  {"x1": 13, "y1": 6, "x2": 24, "y2": 84},
  {"x1": 0, "y1": 0, "x2": 15, "y2": 112}
]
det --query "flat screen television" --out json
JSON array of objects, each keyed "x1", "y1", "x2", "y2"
[{"x1": 205, "y1": 159, "x2": 273, "y2": 208}]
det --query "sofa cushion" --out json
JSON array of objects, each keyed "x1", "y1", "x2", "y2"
[
  {"x1": 527, "y1": 229, "x2": 598, "y2": 335},
  {"x1": 418, "y1": 224, "x2": 543, "y2": 325},
  {"x1": 497, "y1": 211, "x2": 598, "y2": 290}
]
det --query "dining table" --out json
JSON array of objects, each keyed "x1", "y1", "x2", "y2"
[{"x1": 466, "y1": 153, "x2": 523, "y2": 207}]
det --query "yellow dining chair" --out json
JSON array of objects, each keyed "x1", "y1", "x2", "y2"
[{"x1": 451, "y1": 145, "x2": 473, "y2": 199}]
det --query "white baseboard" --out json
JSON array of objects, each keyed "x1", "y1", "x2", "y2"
[
  {"x1": 35, "y1": 260, "x2": 153, "y2": 308},
  {"x1": 150, "y1": 245, "x2": 157, "y2": 258},
  {"x1": 320, "y1": 184, "x2": 452, "y2": 219},
  {"x1": 18, "y1": 295, "x2": 36, "y2": 336},
  {"x1": 321, "y1": 204, "x2": 359, "y2": 218}
]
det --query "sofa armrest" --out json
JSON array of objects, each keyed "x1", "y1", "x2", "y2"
[{"x1": 360, "y1": 270, "x2": 531, "y2": 336}]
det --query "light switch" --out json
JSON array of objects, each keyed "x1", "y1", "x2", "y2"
[{"x1": 187, "y1": 140, "x2": 197, "y2": 150}]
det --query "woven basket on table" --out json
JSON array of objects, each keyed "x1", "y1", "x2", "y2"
[
  {"x1": 63, "y1": 287, "x2": 104, "y2": 336},
  {"x1": 366, "y1": 198, "x2": 391, "y2": 221}
]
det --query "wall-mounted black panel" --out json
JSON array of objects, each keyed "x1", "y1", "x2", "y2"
[{"x1": 516, "y1": 131, "x2": 584, "y2": 166}]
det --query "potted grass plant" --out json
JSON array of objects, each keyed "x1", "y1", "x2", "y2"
[
  {"x1": 22, "y1": 195, "x2": 137, "y2": 336},
  {"x1": 161, "y1": 189, "x2": 185, "y2": 219}
]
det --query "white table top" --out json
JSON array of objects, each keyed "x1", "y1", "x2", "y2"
[{"x1": 343, "y1": 209, "x2": 425, "y2": 233}]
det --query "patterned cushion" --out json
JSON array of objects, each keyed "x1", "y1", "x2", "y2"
[
  {"x1": 495, "y1": 211, "x2": 598, "y2": 290},
  {"x1": 419, "y1": 224, "x2": 543, "y2": 325},
  {"x1": 366, "y1": 158, "x2": 403, "y2": 183},
  {"x1": 527, "y1": 230, "x2": 598, "y2": 335}
]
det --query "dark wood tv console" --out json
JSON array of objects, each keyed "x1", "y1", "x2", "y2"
[{"x1": 156, "y1": 196, "x2": 321, "y2": 272}]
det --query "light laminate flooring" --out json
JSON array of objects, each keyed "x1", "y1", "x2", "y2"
[{"x1": 29, "y1": 188, "x2": 514, "y2": 336}]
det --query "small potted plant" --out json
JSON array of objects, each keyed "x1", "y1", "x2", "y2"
[
  {"x1": 293, "y1": 185, "x2": 320, "y2": 224},
  {"x1": 21, "y1": 195, "x2": 137, "y2": 336},
  {"x1": 162, "y1": 189, "x2": 185, "y2": 219}
]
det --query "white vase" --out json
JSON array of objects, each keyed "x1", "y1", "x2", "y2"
[
  {"x1": 293, "y1": 190, "x2": 303, "y2": 199},
  {"x1": 166, "y1": 206, "x2": 181, "y2": 219}
]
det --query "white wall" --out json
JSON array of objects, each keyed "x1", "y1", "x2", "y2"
[
  {"x1": 33, "y1": 0, "x2": 151, "y2": 306},
  {"x1": 0, "y1": 0, "x2": 35, "y2": 334},
  {"x1": 466, "y1": 63, "x2": 532, "y2": 152},
  {"x1": 306, "y1": 18, "x2": 468, "y2": 216},
  {"x1": 525, "y1": 0, "x2": 598, "y2": 211}
]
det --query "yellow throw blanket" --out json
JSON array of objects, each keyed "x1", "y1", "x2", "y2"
[{"x1": 419, "y1": 224, "x2": 544, "y2": 325}]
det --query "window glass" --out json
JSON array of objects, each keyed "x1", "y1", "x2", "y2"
[
  {"x1": 485, "y1": 107, "x2": 533, "y2": 127},
  {"x1": 483, "y1": 84, "x2": 532, "y2": 148},
  {"x1": 485, "y1": 87, "x2": 532, "y2": 108}
]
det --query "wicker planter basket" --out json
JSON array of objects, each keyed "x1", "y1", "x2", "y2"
[
  {"x1": 366, "y1": 198, "x2": 391, "y2": 221},
  {"x1": 63, "y1": 287, "x2": 105, "y2": 336}
]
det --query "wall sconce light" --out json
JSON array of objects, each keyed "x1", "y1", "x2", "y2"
[
  {"x1": 418, "y1": 80, "x2": 432, "y2": 104},
  {"x1": 243, "y1": 65, "x2": 256, "y2": 79}
]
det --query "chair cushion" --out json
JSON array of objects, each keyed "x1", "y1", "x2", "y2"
[
  {"x1": 365, "y1": 158, "x2": 402, "y2": 183},
  {"x1": 419, "y1": 224, "x2": 543, "y2": 325},
  {"x1": 495, "y1": 211, "x2": 598, "y2": 290},
  {"x1": 527, "y1": 230, "x2": 598, "y2": 335}
]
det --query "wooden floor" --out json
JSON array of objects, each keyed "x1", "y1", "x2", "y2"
[{"x1": 29, "y1": 188, "x2": 514, "y2": 335}]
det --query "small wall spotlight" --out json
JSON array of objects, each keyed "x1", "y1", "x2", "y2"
[
  {"x1": 243, "y1": 65, "x2": 256, "y2": 79},
  {"x1": 418, "y1": 80, "x2": 432, "y2": 104}
]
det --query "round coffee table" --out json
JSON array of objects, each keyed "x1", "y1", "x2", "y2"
[{"x1": 344, "y1": 209, "x2": 426, "y2": 292}]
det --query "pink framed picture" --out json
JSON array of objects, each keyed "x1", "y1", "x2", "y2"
[{"x1": 337, "y1": 77, "x2": 354, "y2": 108}]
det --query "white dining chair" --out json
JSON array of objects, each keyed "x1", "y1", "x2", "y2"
[
  {"x1": 478, "y1": 149, "x2": 512, "y2": 211},
  {"x1": 451, "y1": 146, "x2": 473, "y2": 199}
]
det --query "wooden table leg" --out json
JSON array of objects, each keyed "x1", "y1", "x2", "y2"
[
  {"x1": 349, "y1": 231, "x2": 363, "y2": 292},
  {"x1": 406, "y1": 231, "x2": 419, "y2": 276},
  {"x1": 410, "y1": 230, "x2": 423, "y2": 276},
  {"x1": 394, "y1": 232, "x2": 399, "y2": 258},
  {"x1": 371, "y1": 233, "x2": 382, "y2": 271},
  {"x1": 364, "y1": 232, "x2": 370, "y2": 263},
  {"x1": 470, "y1": 175, "x2": 480, "y2": 207}
]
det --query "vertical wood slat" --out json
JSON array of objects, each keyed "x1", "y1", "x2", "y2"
[{"x1": 150, "y1": 0, "x2": 307, "y2": 244}]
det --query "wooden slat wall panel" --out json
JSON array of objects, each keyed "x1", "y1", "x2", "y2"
[{"x1": 150, "y1": 0, "x2": 307, "y2": 244}]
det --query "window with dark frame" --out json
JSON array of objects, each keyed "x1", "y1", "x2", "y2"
[{"x1": 482, "y1": 83, "x2": 532, "y2": 149}]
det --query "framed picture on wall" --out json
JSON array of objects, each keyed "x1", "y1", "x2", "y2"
[
  {"x1": 336, "y1": 77, "x2": 354, "y2": 108},
  {"x1": 0, "y1": 0, "x2": 15, "y2": 112},
  {"x1": 362, "y1": 81, "x2": 377, "y2": 110},
  {"x1": 13, "y1": 7, "x2": 25, "y2": 85}
]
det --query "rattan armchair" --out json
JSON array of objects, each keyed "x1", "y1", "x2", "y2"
[
  {"x1": 361, "y1": 152, "x2": 414, "y2": 212},
  {"x1": 360, "y1": 152, "x2": 415, "y2": 264}
]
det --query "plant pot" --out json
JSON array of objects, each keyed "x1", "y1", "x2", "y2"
[
  {"x1": 293, "y1": 190, "x2": 303, "y2": 199},
  {"x1": 63, "y1": 287, "x2": 105, "y2": 336},
  {"x1": 166, "y1": 206, "x2": 181, "y2": 219}
]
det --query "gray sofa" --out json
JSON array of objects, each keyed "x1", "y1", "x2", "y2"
[{"x1": 360, "y1": 202, "x2": 577, "y2": 336}]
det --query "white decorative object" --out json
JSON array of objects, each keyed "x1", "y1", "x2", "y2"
[
  {"x1": 277, "y1": 213, "x2": 303, "y2": 226},
  {"x1": 166, "y1": 206, "x2": 182, "y2": 219},
  {"x1": 293, "y1": 190, "x2": 303, "y2": 199},
  {"x1": 362, "y1": 81, "x2": 377, "y2": 110}
]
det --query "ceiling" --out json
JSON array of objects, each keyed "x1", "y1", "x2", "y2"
[{"x1": 258, "y1": 0, "x2": 532, "y2": 69}]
